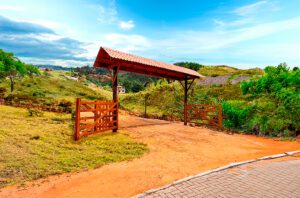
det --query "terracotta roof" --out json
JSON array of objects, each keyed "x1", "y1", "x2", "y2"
[{"x1": 94, "y1": 47, "x2": 203, "y2": 80}]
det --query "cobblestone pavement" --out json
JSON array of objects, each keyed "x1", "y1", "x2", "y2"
[{"x1": 138, "y1": 157, "x2": 300, "y2": 198}]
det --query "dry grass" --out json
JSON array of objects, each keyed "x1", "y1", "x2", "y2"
[{"x1": 0, "y1": 105, "x2": 148, "y2": 188}]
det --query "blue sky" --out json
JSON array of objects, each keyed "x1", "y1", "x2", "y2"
[{"x1": 0, "y1": 0, "x2": 300, "y2": 68}]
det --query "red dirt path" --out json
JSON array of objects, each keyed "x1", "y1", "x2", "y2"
[{"x1": 1, "y1": 113, "x2": 299, "y2": 198}]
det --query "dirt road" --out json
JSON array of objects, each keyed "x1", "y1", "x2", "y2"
[{"x1": 1, "y1": 113, "x2": 299, "y2": 198}]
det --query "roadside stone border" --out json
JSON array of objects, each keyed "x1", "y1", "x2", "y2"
[{"x1": 132, "y1": 150, "x2": 300, "y2": 198}]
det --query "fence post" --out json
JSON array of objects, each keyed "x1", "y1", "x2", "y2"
[
  {"x1": 184, "y1": 77, "x2": 188, "y2": 125},
  {"x1": 94, "y1": 103, "x2": 98, "y2": 132},
  {"x1": 74, "y1": 98, "x2": 81, "y2": 141},
  {"x1": 218, "y1": 105, "x2": 222, "y2": 129}
]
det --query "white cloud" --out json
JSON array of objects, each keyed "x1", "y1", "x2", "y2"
[
  {"x1": 160, "y1": 16, "x2": 300, "y2": 53},
  {"x1": 119, "y1": 20, "x2": 135, "y2": 30},
  {"x1": 30, "y1": 19, "x2": 62, "y2": 29},
  {"x1": 29, "y1": 33, "x2": 64, "y2": 41},
  {"x1": 233, "y1": 0, "x2": 268, "y2": 16},
  {"x1": 102, "y1": 33, "x2": 151, "y2": 52},
  {"x1": 0, "y1": 5, "x2": 24, "y2": 11},
  {"x1": 95, "y1": 1, "x2": 135, "y2": 30},
  {"x1": 215, "y1": 1, "x2": 281, "y2": 29},
  {"x1": 21, "y1": 57, "x2": 89, "y2": 67},
  {"x1": 214, "y1": 17, "x2": 253, "y2": 28},
  {"x1": 97, "y1": 0, "x2": 118, "y2": 23},
  {"x1": 3, "y1": 16, "x2": 62, "y2": 31}
]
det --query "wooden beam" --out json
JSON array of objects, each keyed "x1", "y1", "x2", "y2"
[
  {"x1": 179, "y1": 80, "x2": 185, "y2": 89},
  {"x1": 187, "y1": 79, "x2": 195, "y2": 91}
]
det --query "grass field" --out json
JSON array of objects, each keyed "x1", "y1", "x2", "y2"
[
  {"x1": 0, "y1": 70, "x2": 111, "y2": 107},
  {"x1": 0, "y1": 105, "x2": 148, "y2": 188}
]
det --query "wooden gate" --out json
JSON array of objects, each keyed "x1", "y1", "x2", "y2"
[
  {"x1": 186, "y1": 104, "x2": 222, "y2": 129},
  {"x1": 74, "y1": 98, "x2": 118, "y2": 140}
]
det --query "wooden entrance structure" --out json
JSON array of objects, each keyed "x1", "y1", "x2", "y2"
[{"x1": 92, "y1": 47, "x2": 203, "y2": 133}]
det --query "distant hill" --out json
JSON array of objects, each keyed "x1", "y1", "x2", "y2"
[
  {"x1": 198, "y1": 65, "x2": 264, "y2": 77},
  {"x1": 73, "y1": 66, "x2": 159, "y2": 93},
  {"x1": 35, "y1": 65, "x2": 73, "y2": 71}
]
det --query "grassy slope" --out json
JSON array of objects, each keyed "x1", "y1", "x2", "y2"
[
  {"x1": 198, "y1": 66, "x2": 263, "y2": 77},
  {"x1": 120, "y1": 82, "x2": 244, "y2": 119},
  {"x1": 0, "y1": 70, "x2": 111, "y2": 107},
  {"x1": 119, "y1": 65, "x2": 260, "y2": 120},
  {"x1": 0, "y1": 105, "x2": 148, "y2": 188}
]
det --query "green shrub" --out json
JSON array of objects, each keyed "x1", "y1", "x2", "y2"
[
  {"x1": 27, "y1": 108, "x2": 43, "y2": 117},
  {"x1": 0, "y1": 87, "x2": 6, "y2": 98},
  {"x1": 58, "y1": 99, "x2": 72, "y2": 113},
  {"x1": 222, "y1": 101, "x2": 253, "y2": 131},
  {"x1": 32, "y1": 91, "x2": 46, "y2": 97},
  {"x1": 241, "y1": 63, "x2": 300, "y2": 136},
  {"x1": 283, "y1": 129, "x2": 295, "y2": 137}
]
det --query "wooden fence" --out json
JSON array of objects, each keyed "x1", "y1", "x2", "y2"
[
  {"x1": 186, "y1": 104, "x2": 222, "y2": 129},
  {"x1": 74, "y1": 98, "x2": 118, "y2": 140}
]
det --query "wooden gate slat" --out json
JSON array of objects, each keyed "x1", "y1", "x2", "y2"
[
  {"x1": 187, "y1": 104, "x2": 222, "y2": 129},
  {"x1": 74, "y1": 98, "x2": 118, "y2": 140}
]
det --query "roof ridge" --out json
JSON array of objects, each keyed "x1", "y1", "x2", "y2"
[
  {"x1": 97, "y1": 46, "x2": 204, "y2": 79},
  {"x1": 102, "y1": 47, "x2": 196, "y2": 71},
  {"x1": 103, "y1": 47, "x2": 177, "y2": 67}
]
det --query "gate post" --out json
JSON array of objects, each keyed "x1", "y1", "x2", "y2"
[
  {"x1": 74, "y1": 98, "x2": 81, "y2": 141},
  {"x1": 218, "y1": 105, "x2": 223, "y2": 129},
  {"x1": 112, "y1": 67, "x2": 118, "y2": 132},
  {"x1": 184, "y1": 77, "x2": 188, "y2": 125}
]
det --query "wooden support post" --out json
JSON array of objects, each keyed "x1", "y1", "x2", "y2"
[
  {"x1": 184, "y1": 77, "x2": 188, "y2": 125},
  {"x1": 112, "y1": 67, "x2": 118, "y2": 132},
  {"x1": 74, "y1": 98, "x2": 81, "y2": 141}
]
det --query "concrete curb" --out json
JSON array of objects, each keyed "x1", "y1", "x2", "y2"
[{"x1": 132, "y1": 150, "x2": 300, "y2": 198}]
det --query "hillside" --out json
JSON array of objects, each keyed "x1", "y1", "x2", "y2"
[
  {"x1": 120, "y1": 64, "x2": 300, "y2": 137},
  {"x1": 198, "y1": 65, "x2": 263, "y2": 77},
  {"x1": 0, "y1": 70, "x2": 110, "y2": 112},
  {"x1": 73, "y1": 66, "x2": 159, "y2": 92}
]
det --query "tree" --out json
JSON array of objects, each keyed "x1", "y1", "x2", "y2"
[
  {"x1": 174, "y1": 62, "x2": 204, "y2": 71},
  {"x1": 25, "y1": 64, "x2": 40, "y2": 76},
  {"x1": 0, "y1": 49, "x2": 39, "y2": 92}
]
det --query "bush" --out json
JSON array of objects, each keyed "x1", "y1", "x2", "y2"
[
  {"x1": 58, "y1": 99, "x2": 72, "y2": 113},
  {"x1": 222, "y1": 101, "x2": 253, "y2": 131},
  {"x1": 32, "y1": 91, "x2": 46, "y2": 97},
  {"x1": 27, "y1": 108, "x2": 43, "y2": 117},
  {"x1": 241, "y1": 63, "x2": 300, "y2": 136},
  {"x1": 0, "y1": 87, "x2": 6, "y2": 98}
]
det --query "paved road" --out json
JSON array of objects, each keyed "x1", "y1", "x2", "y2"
[{"x1": 137, "y1": 157, "x2": 300, "y2": 198}]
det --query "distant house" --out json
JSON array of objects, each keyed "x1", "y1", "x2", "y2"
[
  {"x1": 117, "y1": 85, "x2": 126, "y2": 94},
  {"x1": 230, "y1": 76, "x2": 250, "y2": 84},
  {"x1": 197, "y1": 75, "x2": 231, "y2": 86}
]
